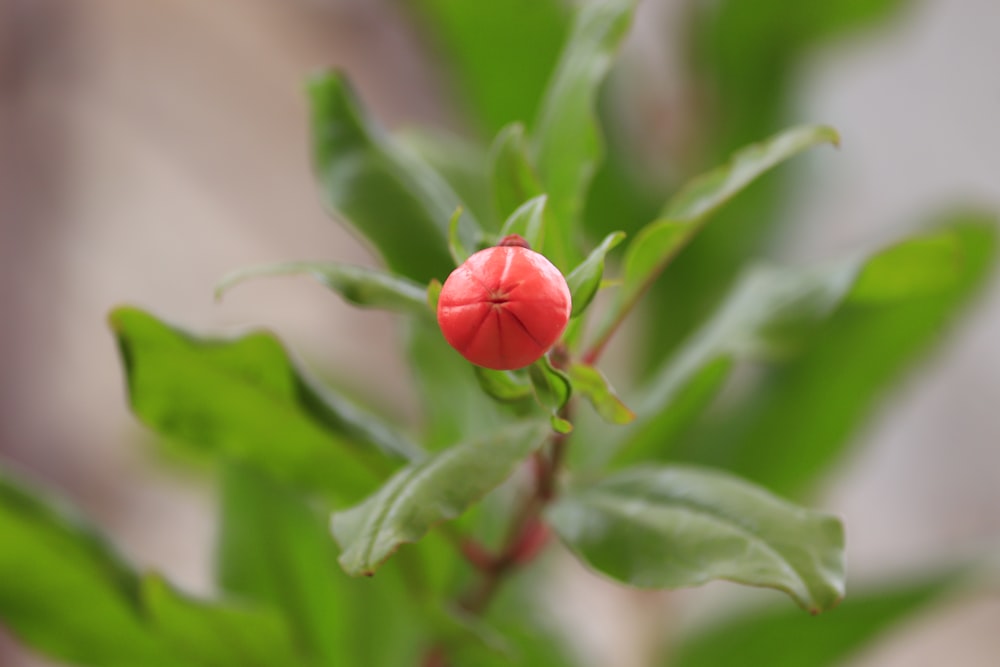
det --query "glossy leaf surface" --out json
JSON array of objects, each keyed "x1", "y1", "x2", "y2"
[
  {"x1": 590, "y1": 125, "x2": 840, "y2": 357},
  {"x1": 407, "y1": 319, "x2": 509, "y2": 450},
  {"x1": 677, "y1": 217, "x2": 997, "y2": 495},
  {"x1": 0, "y1": 467, "x2": 308, "y2": 667},
  {"x1": 333, "y1": 421, "x2": 550, "y2": 576},
  {"x1": 409, "y1": 0, "x2": 568, "y2": 134},
  {"x1": 474, "y1": 366, "x2": 534, "y2": 403},
  {"x1": 531, "y1": 0, "x2": 637, "y2": 269},
  {"x1": 490, "y1": 123, "x2": 546, "y2": 222},
  {"x1": 111, "y1": 307, "x2": 418, "y2": 502},
  {"x1": 565, "y1": 231, "x2": 625, "y2": 317},
  {"x1": 498, "y1": 195, "x2": 548, "y2": 251},
  {"x1": 647, "y1": 0, "x2": 909, "y2": 359},
  {"x1": 309, "y1": 72, "x2": 478, "y2": 283},
  {"x1": 0, "y1": 467, "x2": 172, "y2": 667},
  {"x1": 615, "y1": 259, "x2": 858, "y2": 467},
  {"x1": 548, "y1": 465, "x2": 845, "y2": 612},
  {"x1": 670, "y1": 570, "x2": 965, "y2": 667},
  {"x1": 141, "y1": 575, "x2": 306, "y2": 667},
  {"x1": 615, "y1": 218, "x2": 995, "y2": 479},
  {"x1": 568, "y1": 363, "x2": 634, "y2": 425},
  {"x1": 216, "y1": 261, "x2": 431, "y2": 318},
  {"x1": 217, "y1": 467, "x2": 426, "y2": 666}
]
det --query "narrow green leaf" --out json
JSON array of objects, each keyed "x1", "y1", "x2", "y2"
[
  {"x1": 548, "y1": 465, "x2": 845, "y2": 612},
  {"x1": 611, "y1": 356, "x2": 732, "y2": 468},
  {"x1": 683, "y1": 216, "x2": 998, "y2": 496},
  {"x1": 670, "y1": 570, "x2": 967, "y2": 667},
  {"x1": 406, "y1": 318, "x2": 509, "y2": 450},
  {"x1": 474, "y1": 366, "x2": 534, "y2": 403},
  {"x1": 613, "y1": 259, "x2": 859, "y2": 465},
  {"x1": 498, "y1": 195, "x2": 548, "y2": 251},
  {"x1": 848, "y1": 230, "x2": 965, "y2": 302},
  {"x1": 550, "y1": 415, "x2": 574, "y2": 434},
  {"x1": 217, "y1": 467, "x2": 428, "y2": 666},
  {"x1": 398, "y1": 128, "x2": 493, "y2": 228},
  {"x1": 568, "y1": 363, "x2": 635, "y2": 425},
  {"x1": 644, "y1": 0, "x2": 909, "y2": 363},
  {"x1": 141, "y1": 574, "x2": 306, "y2": 667},
  {"x1": 531, "y1": 0, "x2": 638, "y2": 269},
  {"x1": 669, "y1": 125, "x2": 840, "y2": 221},
  {"x1": 616, "y1": 218, "x2": 997, "y2": 481},
  {"x1": 408, "y1": 0, "x2": 569, "y2": 134},
  {"x1": 427, "y1": 278, "x2": 443, "y2": 312},
  {"x1": 448, "y1": 207, "x2": 471, "y2": 265},
  {"x1": 489, "y1": 123, "x2": 545, "y2": 222},
  {"x1": 589, "y1": 125, "x2": 840, "y2": 357},
  {"x1": 309, "y1": 71, "x2": 479, "y2": 283},
  {"x1": 110, "y1": 307, "x2": 419, "y2": 502},
  {"x1": 528, "y1": 356, "x2": 572, "y2": 415},
  {"x1": 565, "y1": 231, "x2": 626, "y2": 317},
  {"x1": 216, "y1": 261, "x2": 431, "y2": 318},
  {"x1": 332, "y1": 421, "x2": 550, "y2": 576},
  {"x1": 0, "y1": 466, "x2": 175, "y2": 667}
]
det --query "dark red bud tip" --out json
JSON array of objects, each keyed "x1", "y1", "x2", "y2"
[{"x1": 498, "y1": 234, "x2": 531, "y2": 249}]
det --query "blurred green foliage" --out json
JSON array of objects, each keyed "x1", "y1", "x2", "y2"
[{"x1": 1, "y1": 1, "x2": 995, "y2": 666}]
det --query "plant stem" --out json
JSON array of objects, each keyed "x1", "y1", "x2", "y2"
[
  {"x1": 424, "y1": 387, "x2": 574, "y2": 666},
  {"x1": 456, "y1": 403, "x2": 571, "y2": 616}
]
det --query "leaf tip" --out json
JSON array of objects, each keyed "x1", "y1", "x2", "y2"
[
  {"x1": 551, "y1": 416, "x2": 574, "y2": 434},
  {"x1": 820, "y1": 125, "x2": 842, "y2": 148}
]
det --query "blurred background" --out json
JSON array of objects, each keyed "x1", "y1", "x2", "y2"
[{"x1": 1, "y1": 0, "x2": 999, "y2": 665}]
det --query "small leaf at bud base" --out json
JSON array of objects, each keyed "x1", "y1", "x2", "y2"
[{"x1": 437, "y1": 238, "x2": 572, "y2": 370}]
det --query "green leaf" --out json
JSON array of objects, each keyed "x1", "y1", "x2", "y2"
[
  {"x1": 611, "y1": 356, "x2": 732, "y2": 469},
  {"x1": 489, "y1": 123, "x2": 545, "y2": 222},
  {"x1": 617, "y1": 218, "x2": 997, "y2": 485},
  {"x1": 669, "y1": 570, "x2": 966, "y2": 667},
  {"x1": 0, "y1": 466, "x2": 174, "y2": 667},
  {"x1": 565, "y1": 231, "x2": 626, "y2": 317},
  {"x1": 110, "y1": 307, "x2": 419, "y2": 502},
  {"x1": 668, "y1": 125, "x2": 840, "y2": 221},
  {"x1": 528, "y1": 356, "x2": 572, "y2": 432},
  {"x1": 568, "y1": 363, "x2": 635, "y2": 425},
  {"x1": 309, "y1": 71, "x2": 479, "y2": 283},
  {"x1": 141, "y1": 574, "x2": 306, "y2": 667},
  {"x1": 406, "y1": 318, "x2": 509, "y2": 450},
  {"x1": 215, "y1": 261, "x2": 431, "y2": 318},
  {"x1": 332, "y1": 421, "x2": 550, "y2": 576},
  {"x1": 548, "y1": 465, "x2": 845, "y2": 612},
  {"x1": 474, "y1": 366, "x2": 534, "y2": 403},
  {"x1": 427, "y1": 278, "x2": 443, "y2": 311},
  {"x1": 613, "y1": 259, "x2": 859, "y2": 466},
  {"x1": 0, "y1": 465, "x2": 331, "y2": 667},
  {"x1": 531, "y1": 0, "x2": 638, "y2": 269},
  {"x1": 448, "y1": 207, "x2": 472, "y2": 265},
  {"x1": 642, "y1": 0, "x2": 910, "y2": 364},
  {"x1": 408, "y1": 0, "x2": 569, "y2": 134},
  {"x1": 589, "y1": 125, "x2": 840, "y2": 358},
  {"x1": 457, "y1": 563, "x2": 578, "y2": 667},
  {"x1": 398, "y1": 128, "x2": 493, "y2": 228},
  {"x1": 848, "y1": 230, "x2": 967, "y2": 302},
  {"x1": 682, "y1": 216, "x2": 998, "y2": 496},
  {"x1": 498, "y1": 195, "x2": 548, "y2": 251},
  {"x1": 217, "y1": 467, "x2": 428, "y2": 666}
]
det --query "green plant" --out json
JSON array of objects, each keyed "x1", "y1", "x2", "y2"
[{"x1": 1, "y1": 1, "x2": 995, "y2": 665}]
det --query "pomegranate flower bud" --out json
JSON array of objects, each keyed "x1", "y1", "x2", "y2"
[{"x1": 436, "y1": 235, "x2": 571, "y2": 370}]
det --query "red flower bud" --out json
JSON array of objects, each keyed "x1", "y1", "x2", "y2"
[{"x1": 437, "y1": 235, "x2": 571, "y2": 370}]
